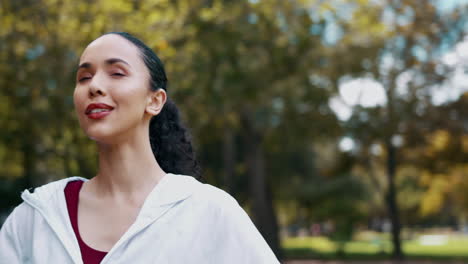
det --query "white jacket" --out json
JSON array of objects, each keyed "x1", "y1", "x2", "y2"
[{"x1": 0, "y1": 173, "x2": 279, "y2": 263}]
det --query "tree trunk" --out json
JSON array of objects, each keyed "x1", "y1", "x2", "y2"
[
  {"x1": 385, "y1": 140, "x2": 403, "y2": 259},
  {"x1": 222, "y1": 126, "x2": 235, "y2": 194},
  {"x1": 243, "y1": 126, "x2": 281, "y2": 259},
  {"x1": 20, "y1": 134, "x2": 36, "y2": 190}
]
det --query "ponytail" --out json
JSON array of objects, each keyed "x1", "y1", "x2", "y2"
[
  {"x1": 105, "y1": 32, "x2": 201, "y2": 179},
  {"x1": 149, "y1": 98, "x2": 201, "y2": 179}
]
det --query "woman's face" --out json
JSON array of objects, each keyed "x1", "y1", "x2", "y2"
[{"x1": 74, "y1": 34, "x2": 157, "y2": 144}]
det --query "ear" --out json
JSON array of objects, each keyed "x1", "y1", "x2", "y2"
[{"x1": 145, "y1": 89, "x2": 167, "y2": 116}]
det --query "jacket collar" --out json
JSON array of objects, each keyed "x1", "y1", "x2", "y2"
[
  {"x1": 21, "y1": 173, "x2": 198, "y2": 216},
  {"x1": 137, "y1": 173, "x2": 197, "y2": 219}
]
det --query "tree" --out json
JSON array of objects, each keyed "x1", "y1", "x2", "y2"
[{"x1": 338, "y1": 0, "x2": 468, "y2": 259}]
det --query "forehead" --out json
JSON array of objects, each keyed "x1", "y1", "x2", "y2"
[{"x1": 79, "y1": 34, "x2": 142, "y2": 66}]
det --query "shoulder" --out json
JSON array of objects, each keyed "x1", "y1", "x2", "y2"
[
  {"x1": 2, "y1": 176, "x2": 86, "y2": 227},
  {"x1": 191, "y1": 180, "x2": 240, "y2": 211},
  {"x1": 184, "y1": 179, "x2": 280, "y2": 263},
  {"x1": 0, "y1": 202, "x2": 34, "y2": 256},
  {"x1": 167, "y1": 173, "x2": 245, "y2": 221},
  {"x1": 190, "y1": 181, "x2": 256, "y2": 229},
  {"x1": 165, "y1": 173, "x2": 238, "y2": 209},
  {"x1": 2, "y1": 202, "x2": 33, "y2": 229},
  {"x1": 3, "y1": 176, "x2": 85, "y2": 223}
]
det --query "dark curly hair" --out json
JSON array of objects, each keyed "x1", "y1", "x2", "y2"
[{"x1": 104, "y1": 32, "x2": 201, "y2": 179}]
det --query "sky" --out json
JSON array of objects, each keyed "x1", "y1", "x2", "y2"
[{"x1": 438, "y1": 0, "x2": 468, "y2": 11}]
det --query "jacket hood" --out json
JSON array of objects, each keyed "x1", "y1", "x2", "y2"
[{"x1": 21, "y1": 176, "x2": 87, "y2": 211}]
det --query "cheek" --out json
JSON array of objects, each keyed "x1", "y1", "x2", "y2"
[
  {"x1": 113, "y1": 80, "x2": 149, "y2": 111},
  {"x1": 73, "y1": 88, "x2": 80, "y2": 110},
  {"x1": 73, "y1": 87, "x2": 85, "y2": 111}
]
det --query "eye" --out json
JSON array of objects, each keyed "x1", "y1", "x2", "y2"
[
  {"x1": 111, "y1": 72, "x2": 125, "y2": 78},
  {"x1": 78, "y1": 76, "x2": 91, "y2": 82},
  {"x1": 77, "y1": 71, "x2": 92, "y2": 83}
]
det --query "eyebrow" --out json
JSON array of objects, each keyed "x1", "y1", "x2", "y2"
[{"x1": 77, "y1": 58, "x2": 131, "y2": 70}]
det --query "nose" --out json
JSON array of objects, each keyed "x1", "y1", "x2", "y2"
[{"x1": 88, "y1": 74, "x2": 107, "y2": 97}]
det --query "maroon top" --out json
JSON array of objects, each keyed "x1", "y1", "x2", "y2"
[{"x1": 64, "y1": 180, "x2": 108, "y2": 264}]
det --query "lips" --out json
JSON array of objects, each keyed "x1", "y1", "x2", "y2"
[{"x1": 85, "y1": 103, "x2": 114, "y2": 119}]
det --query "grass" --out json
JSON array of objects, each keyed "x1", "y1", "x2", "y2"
[{"x1": 282, "y1": 232, "x2": 468, "y2": 261}]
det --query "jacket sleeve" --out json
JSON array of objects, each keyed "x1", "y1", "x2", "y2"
[
  {"x1": 214, "y1": 194, "x2": 280, "y2": 264},
  {"x1": 0, "y1": 203, "x2": 28, "y2": 263}
]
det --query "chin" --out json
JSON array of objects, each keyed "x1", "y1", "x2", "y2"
[
  {"x1": 84, "y1": 127, "x2": 118, "y2": 144},
  {"x1": 81, "y1": 117, "x2": 144, "y2": 144}
]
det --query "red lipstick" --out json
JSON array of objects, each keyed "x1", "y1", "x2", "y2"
[{"x1": 85, "y1": 103, "x2": 114, "y2": 119}]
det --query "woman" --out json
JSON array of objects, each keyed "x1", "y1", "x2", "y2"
[{"x1": 0, "y1": 32, "x2": 279, "y2": 264}]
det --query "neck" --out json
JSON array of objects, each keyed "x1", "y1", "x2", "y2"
[{"x1": 90, "y1": 132, "x2": 166, "y2": 204}]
